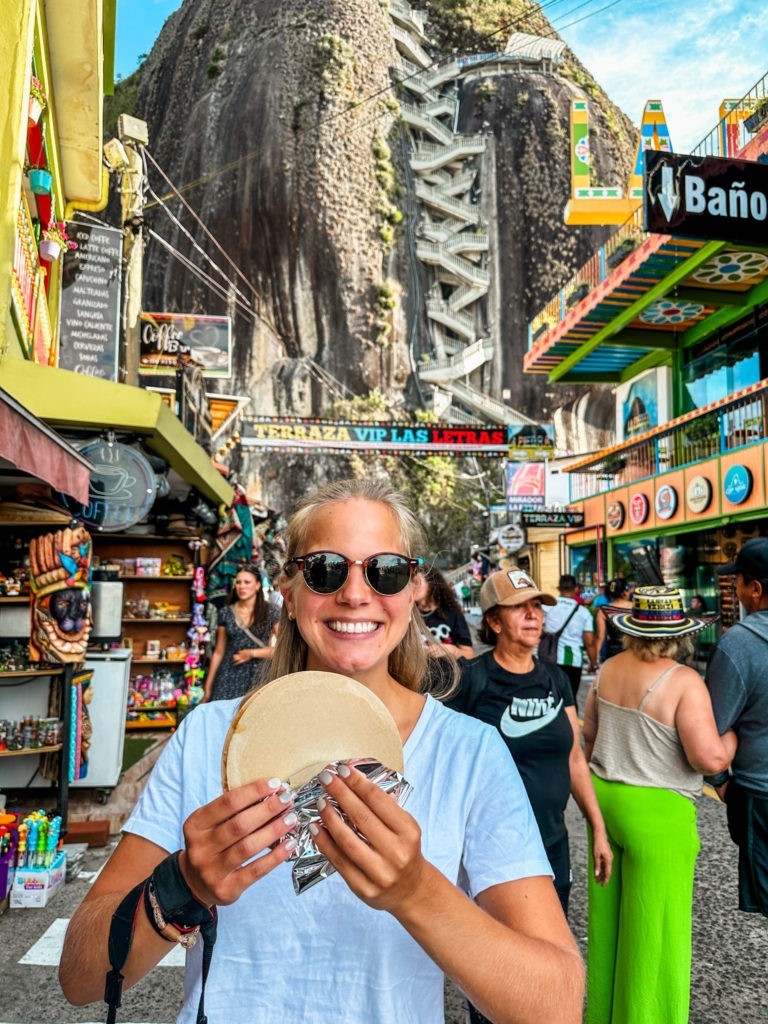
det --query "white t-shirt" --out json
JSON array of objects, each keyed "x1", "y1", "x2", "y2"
[
  {"x1": 543, "y1": 598, "x2": 594, "y2": 668},
  {"x1": 123, "y1": 693, "x2": 550, "y2": 1024}
]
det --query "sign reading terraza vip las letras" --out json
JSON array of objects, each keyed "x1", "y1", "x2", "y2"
[{"x1": 644, "y1": 150, "x2": 768, "y2": 245}]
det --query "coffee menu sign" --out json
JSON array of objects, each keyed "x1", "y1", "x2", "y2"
[{"x1": 58, "y1": 222, "x2": 123, "y2": 381}]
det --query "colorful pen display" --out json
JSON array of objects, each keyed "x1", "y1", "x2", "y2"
[{"x1": 14, "y1": 811, "x2": 62, "y2": 869}]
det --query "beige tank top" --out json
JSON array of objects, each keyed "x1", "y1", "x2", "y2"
[{"x1": 589, "y1": 664, "x2": 702, "y2": 800}]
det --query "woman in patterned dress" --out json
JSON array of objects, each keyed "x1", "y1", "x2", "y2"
[{"x1": 202, "y1": 564, "x2": 278, "y2": 701}]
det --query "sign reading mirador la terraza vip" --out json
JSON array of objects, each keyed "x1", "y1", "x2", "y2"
[{"x1": 644, "y1": 150, "x2": 768, "y2": 246}]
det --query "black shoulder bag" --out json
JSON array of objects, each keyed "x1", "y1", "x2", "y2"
[{"x1": 538, "y1": 602, "x2": 579, "y2": 663}]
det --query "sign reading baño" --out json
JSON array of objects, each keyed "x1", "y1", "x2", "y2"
[{"x1": 644, "y1": 150, "x2": 768, "y2": 245}]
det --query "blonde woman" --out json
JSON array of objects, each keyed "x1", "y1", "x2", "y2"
[{"x1": 61, "y1": 479, "x2": 583, "y2": 1024}]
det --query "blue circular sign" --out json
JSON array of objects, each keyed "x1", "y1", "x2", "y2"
[{"x1": 723, "y1": 464, "x2": 753, "y2": 505}]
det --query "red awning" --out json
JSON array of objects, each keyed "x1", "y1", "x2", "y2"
[{"x1": 0, "y1": 386, "x2": 91, "y2": 503}]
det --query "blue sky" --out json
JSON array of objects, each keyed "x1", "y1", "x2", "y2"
[
  {"x1": 115, "y1": 0, "x2": 768, "y2": 152},
  {"x1": 114, "y1": 0, "x2": 181, "y2": 79}
]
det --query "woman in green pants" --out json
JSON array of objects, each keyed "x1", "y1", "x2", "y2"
[{"x1": 582, "y1": 586, "x2": 737, "y2": 1024}]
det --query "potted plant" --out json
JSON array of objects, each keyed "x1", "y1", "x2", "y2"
[
  {"x1": 27, "y1": 164, "x2": 53, "y2": 195},
  {"x1": 39, "y1": 221, "x2": 76, "y2": 262},
  {"x1": 28, "y1": 75, "x2": 47, "y2": 126}
]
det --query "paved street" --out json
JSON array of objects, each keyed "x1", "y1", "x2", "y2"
[
  {"x1": 1, "y1": 624, "x2": 765, "y2": 1024},
  {"x1": 1, "y1": 758, "x2": 767, "y2": 1023}
]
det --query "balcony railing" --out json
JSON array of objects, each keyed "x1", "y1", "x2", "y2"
[
  {"x1": 568, "y1": 379, "x2": 768, "y2": 501},
  {"x1": 529, "y1": 208, "x2": 646, "y2": 345},
  {"x1": 528, "y1": 68, "x2": 768, "y2": 350},
  {"x1": 691, "y1": 68, "x2": 768, "y2": 159},
  {"x1": 11, "y1": 192, "x2": 48, "y2": 361}
]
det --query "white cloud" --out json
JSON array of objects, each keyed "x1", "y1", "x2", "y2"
[{"x1": 556, "y1": 0, "x2": 768, "y2": 151}]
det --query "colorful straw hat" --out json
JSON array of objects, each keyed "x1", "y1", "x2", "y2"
[{"x1": 603, "y1": 585, "x2": 719, "y2": 638}]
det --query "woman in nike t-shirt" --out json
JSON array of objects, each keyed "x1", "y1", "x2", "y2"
[{"x1": 450, "y1": 568, "x2": 612, "y2": 918}]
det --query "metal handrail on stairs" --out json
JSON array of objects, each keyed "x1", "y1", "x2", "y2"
[
  {"x1": 416, "y1": 241, "x2": 490, "y2": 286},
  {"x1": 395, "y1": 58, "x2": 440, "y2": 102},
  {"x1": 417, "y1": 338, "x2": 494, "y2": 381},
  {"x1": 411, "y1": 136, "x2": 487, "y2": 171},
  {"x1": 414, "y1": 180, "x2": 478, "y2": 222},
  {"x1": 444, "y1": 233, "x2": 488, "y2": 254},
  {"x1": 391, "y1": 24, "x2": 433, "y2": 69},
  {"x1": 401, "y1": 104, "x2": 454, "y2": 145},
  {"x1": 449, "y1": 380, "x2": 536, "y2": 425},
  {"x1": 426, "y1": 297, "x2": 476, "y2": 339},
  {"x1": 388, "y1": 0, "x2": 429, "y2": 42},
  {"x1": 447, "y1": 283, "x2": 486, "y2": 311}
]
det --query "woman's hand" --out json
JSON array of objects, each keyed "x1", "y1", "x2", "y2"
[
  {"x1": 178, "y1": 779, "x2": 297, "y2": 907},
  {"x1": 591, "y1": 828, "x2": 613, "y2": 886},
  {"x1": 232, "y1": 648, "x2": 255, "y2": 664},
  {"x1": 310, "y1": 764, "x2": 428, "y2": 914}
]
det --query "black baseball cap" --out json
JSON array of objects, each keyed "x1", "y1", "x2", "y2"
[{"x1": 717, "y1": 537, "x2": 768, "y2": 579}]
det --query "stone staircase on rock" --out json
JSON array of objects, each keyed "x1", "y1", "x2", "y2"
[{"x1": 389, "y1": 1, "x2": 566, "y2": 426}]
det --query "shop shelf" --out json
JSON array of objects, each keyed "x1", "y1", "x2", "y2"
[
  {"x1": 125, "y1": 713, "x2": 176, "y2": 730},
  {"x1": 0, "y1": 668, "x2": 65, "y2": 678},
  {"x1": 131, "y1": 657, "x2": 188, "y2": 664},
  {"x1": 0, "y1": 743, "x2": 62, "y2": 758},
  {"x1": 0, "y1": 596, "x2": 28, "y2": 604},
  {"x1": 127, "y1": 702, "x2": 177, "y2": 712},
  {"x1": 122, "y1": 617, "x2": 191, "y2": 624},
  {"x1": 118, "y1": 575, "x2": 194, "y2": 581}
]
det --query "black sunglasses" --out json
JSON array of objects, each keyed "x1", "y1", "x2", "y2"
[{"x1": 286, "y1": 551, "x2": 424, "y2": 596}]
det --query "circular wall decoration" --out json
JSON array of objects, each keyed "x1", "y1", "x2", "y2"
[
  {"x1": 629, "y1": 493, "x2": 650, "y2": 525},
  {"x1": 692, "y1": 251, "x2": 768, "y2": 284},
  {"x1": 723, "y1": 465, "x2": 753, "y2": 505},
  {"x1": 60, "y1": 441, "x2": 157, "y2": 530},
  {"x1": 639, "y1": 300, "x2": 705, "y2": 325},
  {"x1": 686, "y1": 475, "x2": 713, "y2": 514},
  {"x1": 655, "y1": 484, "x2": 678, "y2": 520},
  {"x1": 606, "y1": 501, "x2": 626, "y2": 530}
]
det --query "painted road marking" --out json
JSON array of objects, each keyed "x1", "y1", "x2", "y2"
[{"x1": 18, "y1": 918, "x2": 186, "y2": 967}]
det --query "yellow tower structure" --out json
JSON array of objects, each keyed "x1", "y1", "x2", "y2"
[{"x1": 565, "y1": 99, "x2": 672, "y2": 225}]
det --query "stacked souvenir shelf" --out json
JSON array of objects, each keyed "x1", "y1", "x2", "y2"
[
  {"x1": 716, "y1": 574, "x2": 740, "y2": 630},
  {"x1": 93, "y1": 536, "x2": 206, "y2": 730}
]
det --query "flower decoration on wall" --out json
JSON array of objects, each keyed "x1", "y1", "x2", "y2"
[
  {"x1": 39, "y1": 221, "x2": 77, "y2": 262},
  {"x1": 638, "y1": 299, "x2": 705, "y2": 326},
  {"x1": 28, "y1": 75, "x2": 47, "y2": 125}
]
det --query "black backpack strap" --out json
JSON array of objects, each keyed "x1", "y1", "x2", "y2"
[
  {"x1": 446, "y1": 652, "x2": 493, "y2": 716},
  {"x1": 554, "y1": 601, "x2": 580, "y2": 638},
  {"x1": 105, "y1": 857, "x2": 217, "y2": 1024},
  {"x1": 105, "y1": 881, "x2": 147, "y2": 1024}
]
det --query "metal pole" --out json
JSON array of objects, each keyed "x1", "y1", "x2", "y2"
[{"x1": 120, "y1": 142, "x2": 146, "y2": 386}]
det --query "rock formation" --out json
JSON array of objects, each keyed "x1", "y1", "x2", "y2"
[{"x1": 127, "y1": 0, "x2": 637, "y2": 438}]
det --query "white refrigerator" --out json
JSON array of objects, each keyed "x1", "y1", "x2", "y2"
[{"x1": 70, "y1": 649, "x2": 132, "y2": 789}]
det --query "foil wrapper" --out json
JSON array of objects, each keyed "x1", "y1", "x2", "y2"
[{"x1": 282, "y1": 757, "x2": 412, "y2": 895}]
